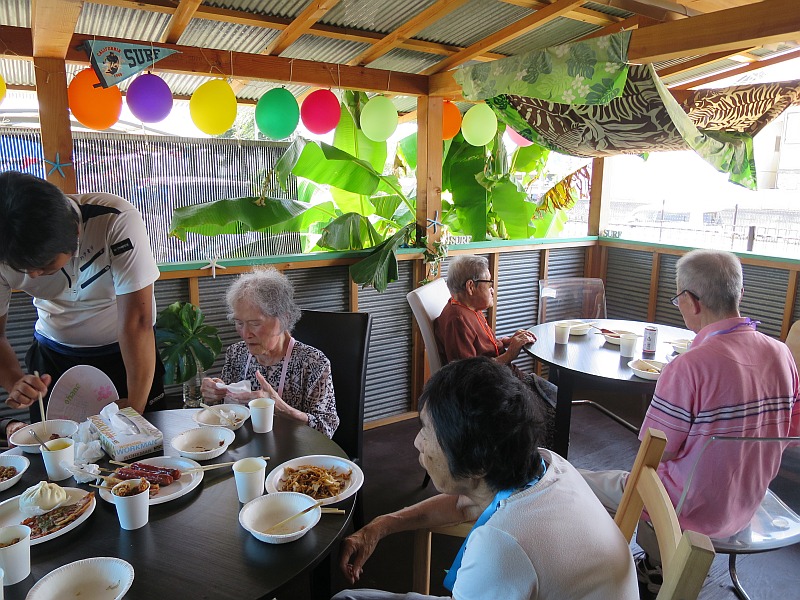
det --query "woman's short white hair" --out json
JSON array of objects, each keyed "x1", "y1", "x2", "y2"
[
  {"x1": 226, "y1": 267, "x2": 302, "y2": 332},
  {"x1": 446, "y1": 255, "x2": 489, "y2": 295},
  {"x1": 676, "y1": 249, "x2": 742, "y2": 315}
]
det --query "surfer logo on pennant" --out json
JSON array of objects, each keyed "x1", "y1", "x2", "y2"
[
  {"x1": 103, "y1": 52, "x2": 121, "y2": 76},
  {"x1": 81, "y1": 39, "x2": 181, "y2": 88}
]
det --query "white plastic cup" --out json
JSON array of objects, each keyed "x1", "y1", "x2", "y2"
[
  {"x1": 554, "y1": 323, "x2": 571, "y2": 344},
  {"x1": 0, "y1": 566, "x2": 4, "y2": 598},
  {"x1": 249, "y1": 398, "x2": 275, "y2": 433},
  {"x1": 619, "y1": 333, "x2": 638, "y2": 358},
  {"x1": 0, "y1": 525, "x2": 31, "y2": 585},
  {"x1": 41, "y1": 437, "x2": 75, "y2": 482},
  {"x1": 233, "y1": 457, "x2": 267, "y2": 504},
  {"x1": 112, "y1": 479, "x2": 150, "y2": 531}
]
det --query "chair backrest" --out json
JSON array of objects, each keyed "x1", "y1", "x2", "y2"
[
  {"x1": 538, "y1": 277, "x2": 606, "y2": 323},
  {"x1": 406, "y1": 278, "x2": 451, "y2": 375},
  {"x1": 616, "y1": 429, "x2": 715, "y2": 600},
  {"x1": 675, "y1": 435, "x2": 800, "y2": 552},
  {"x1": 291, "y1": 310, "x2": 372, "y2": 463},
  {"x1": 786, "y1": 320, "x2": 800, "y2": 370}
]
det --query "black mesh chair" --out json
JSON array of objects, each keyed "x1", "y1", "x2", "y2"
[{"x1": 292, "y1": 309, "x2": 372, "y2": 529}]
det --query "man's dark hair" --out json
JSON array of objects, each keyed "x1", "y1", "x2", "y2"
[
  {"x1": 0, "y1": 171, "x2": 80, "y2": 271},
  {"x1": 420, "y1": 357, "x2": 544, "y2": 492}
]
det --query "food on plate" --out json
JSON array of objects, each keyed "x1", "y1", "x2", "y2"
[
  {"x1": 112, "y1": 479, "x2": 149, "y2": 497},
  {"x1": 280, "y1": 465, "x2": 352, "y2": 500},
  {"x1": 114, "y1": 467, "x2": 173, "y2": 486},
  {"x1": 104, "y1": 477, "x2": 161, "y2": 498},
  {"x1": 0, "y1": 537, "x2": 20, "y2": 548},
  {"x1": 640, "y1": 365, "x2": 660, "y2": 373},
  {"x1": 600, "y1": 328, "x2": 620, "y2": 337},
  {"x1": 19, "y1": 481, "x2": 68, "y2": 517},
  {"x1": 0, "y1": 466, "x2": 18, "y2": 482},
  {"x1": 48, "y1": 433, "x2": 63, "y2": 441},
  {"x1": 129, "y1": 462, "x2": 182, "y2": 480},
  {"x1": 21, "y1": 492, "x2": 94, "y2": 539}
]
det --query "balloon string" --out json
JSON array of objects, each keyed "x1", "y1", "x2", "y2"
[
  {"x1": 230, "y1": 50, "x2": 234, "y2": 82},
  {"x1": 151, "y1": 41, "x2": 156, "y2": 70},
  {"x1": 198, "y1": 47, "x2": 226, "y2": 78},
  {"x1": 288, "y1": 59, "x2": 293, "y2": 84},
  {"x1": 387, "y1": 70, "x2": 391, "y2": 92}
]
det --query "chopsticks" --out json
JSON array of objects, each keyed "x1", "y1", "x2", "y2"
[
  {"x1": 34, "y1": 370, "x2": 47, "y2": 436},
  {"x1": 638, "y1": 359, "x2": 664, "y2": 373},
  {"x1": 321, "y1": 508, "x2": 345, "y2": 515},
  {"x1": 261, "y1": 500, "x2": 324, "y2": 534},
  {"x1": 588, "y1": 324, "x2": 622, "y2": 337},
  {"x1": 110, "y1": 457, "x2": 270, "y2": 474}
]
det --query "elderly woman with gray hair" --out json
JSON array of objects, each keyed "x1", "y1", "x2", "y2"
[{"x1": 201, "y1": 267, "x2": 339, "y2": 438}]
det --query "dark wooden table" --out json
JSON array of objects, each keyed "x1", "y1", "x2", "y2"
[
  {"x1": 525, "y1": 319, "x2": 693, "y2": 458},
  {"x1": 1, "y1": 410, "x2": 354, "y2": 599}
]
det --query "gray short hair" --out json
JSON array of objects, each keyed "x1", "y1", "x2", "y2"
[
  {"x1": 446, "y1": 255, "x2": 489, "y2": 295},
  {"x1": 226, "y1": 267, "x2": 302, "y2": 332},
  {"x1": 676, "y1": 249, "x2": 742, "y2": 315}
]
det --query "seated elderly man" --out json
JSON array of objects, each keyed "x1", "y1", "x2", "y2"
[
  {"x1": 333, "y1": 357, "x2": 638, "y2": 600},
  {"x1": 582, "y1": 249, "x2": 800, "y2": 590},
  {"x1": 201, "y1": 267, "x2": 338, "y2": 438}
]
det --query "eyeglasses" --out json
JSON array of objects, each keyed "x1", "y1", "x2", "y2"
[
  {"x1": 670, "y1": 290, "x2": 699, "y2": 307},
  {"x1": 472, "y1": 279, "x2": 493, "y2": 286}
]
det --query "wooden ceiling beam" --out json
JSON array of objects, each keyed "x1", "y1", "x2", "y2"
[
  {"x1": 656, "y1": 48, "x2": 754, "y2": 77},
  {"x1": 500, "y1": 0, "x2": 623, "y2": 27},
  {"x1": 160, "y1": 0, "x2": 202, "y2": 44},
  {"x1": 669, "y1": 46, "x2": 800, "y2": 89},
  {"x1": 265, "y1": 0, "x2": 342, "y2": 56},
  {"x1": 423, "y1": 0, "x2": 587, "y2": 74},
  {"x1": 31, "y1": 0, "x2": 84, "y2": 58},
  {"x1": 348, "y1": 0, "x2": 470, "y2": 67},
  {"x1": 578, "y1": 14, "x2": 658, "y2": 42},
  {"x1": 100, "y1": 0, "x2": 506, "y2": 62}
]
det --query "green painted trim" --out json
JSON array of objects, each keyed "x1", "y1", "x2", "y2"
[
  {"x1": 447, "y1": 236, "x2": 597, "y2": 250},
  {"x1": 599, "y1": 237, "x2": 800, "y2": 267}
]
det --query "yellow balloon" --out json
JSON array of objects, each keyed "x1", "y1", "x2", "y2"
[
  {"x1": 190, "y1": 79, "x2": 237, "y2": 135},
  {"x1": 0, "y1": 75, "x2": 6, "y2": 105}
]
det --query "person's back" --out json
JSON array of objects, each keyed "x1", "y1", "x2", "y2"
[
  {"x1": 644, "y1": 318, "x2": 800, "y2": 538},
  {"x1": 454, "y1": 451, "x2": 638, "y2": 600}
]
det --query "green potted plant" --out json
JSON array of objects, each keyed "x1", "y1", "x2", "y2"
[{"x1": 155, "y1": 301, "x2": 223, "y2": 408}]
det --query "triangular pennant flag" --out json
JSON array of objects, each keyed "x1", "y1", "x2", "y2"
[{"x1": 81, "y1": 40, "x2": 180, "y2": 88}]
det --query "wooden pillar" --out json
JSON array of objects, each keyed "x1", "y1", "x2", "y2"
[
  {"x1": 33, "y1": 57, "x2": 76, "y2": 193},
  {"x1": 587, "y1": 157, "x2": 607, "y2": 278}
]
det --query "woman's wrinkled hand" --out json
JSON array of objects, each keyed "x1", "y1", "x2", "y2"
[
  {"x1": 338, "y1": 523, "x2": 383, "y2": 584},
  {"x1": 504, "y1": 329, "x2": 537, "y2": 360},
  {"x1": 253, "y1": 371, "x2": 297, "y2": 417},
  {"x1": 200, "y1": 377, "x2": 228, "y2": 404}
]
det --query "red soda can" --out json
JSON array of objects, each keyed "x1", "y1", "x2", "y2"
[{"x1": 643, "y1": 326, "x2": 658, "y2": 354}]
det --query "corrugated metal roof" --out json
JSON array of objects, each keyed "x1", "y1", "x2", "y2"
[
  {"x1": 205, "y1": 0, "x2": 302, "y2": 20},
  {"x1": 582, "y1": 2, "x2": 634, "y2": 19},
  {"x1": 178, "y1": 18, "x2": 279, "y2": 53},
  {"x1": 0, "y1": 0, "x2": 29, "y2": 28},
  {"x1": 417, "y1": 0, "x2": 531, "y2": 47},
  {"x1": 493, "y1": 17, "x2": 597, "y2": 56},
  {"x1": 277, "y1": 34, "x2": 367, "y2": 64},
  {"x1": 76, "y1": 3, "x2": 167, "y2": 43},
  {"x1": 322, "y1": 0, "x2": 438, "y2": 34},
  {"x1": 660, "y1": 58, "x2": 741, "y2": 87},
  {"x1": 0, "y1": 58, "x2": 33, "y2": 88},
  {"x1": 369, "y1": 48, "x2": 443, "y2": 75}
]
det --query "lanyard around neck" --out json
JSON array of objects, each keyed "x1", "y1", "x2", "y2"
[
  {"x1": 442, "y1": 457, "x2": 547, "y2": 591},
  {"x1": 705, "y1": 318, "x2": 760, "y2": 340},
  {"x1": 242, "y1": 336, "x2": 295, "y2": 397}
]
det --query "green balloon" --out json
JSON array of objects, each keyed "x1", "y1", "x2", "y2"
[
  {"x1": 461, "y1": 103, "x2": 497, "y2": 146},
  {"x1": 255, "y1": 88, "x2": 299, "y2": 140},
  {"x1": 360, "y1": 96, "x2": 398, "y2": 142}
]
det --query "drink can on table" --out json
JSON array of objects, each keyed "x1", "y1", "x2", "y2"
[{"x1": 643, "y1": 326, "x2": 658, "y2": 353}]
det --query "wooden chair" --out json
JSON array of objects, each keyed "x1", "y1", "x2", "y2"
[
  {"x1": 411, "y1": 429, "x2": 715, "y2": 599},
  {"x1": 616, "y1": 429, "x2": 715, "y2": 600}
]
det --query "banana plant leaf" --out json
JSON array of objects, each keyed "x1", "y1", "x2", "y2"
[
  {"x1": 530, "y1": 207, "x2": 569, "y2": 238},
  {"x1": 319, "y1": 212, "x2": 383, "y2": 250},
  {"x1": 512, "y1": 143, "x2": 550, "y2": 174},
  {"x1": 491, "y1": 178, "x2": 538, "y2": 239},
  {"x1": 274, "y1": 201, "x2": 337, "y2": 233},
  {"x1": 155, "y1": 302, "x2": 222, "y2": 385},
  {"x1": 350, "y1": 224, "x2": 414, "y2": 293},
  {"x1": 443, "y1": 136, "x2": 489, "y2": 241},
  {"x1": 397, "y1": 132, "x2": 417, "y2": 171},
  {"x1": 169, "y1": 196, "x2": 312, "y2": 241},
  {"x1": 334, "y1": 98, "x2": 388, "y2": 173}
]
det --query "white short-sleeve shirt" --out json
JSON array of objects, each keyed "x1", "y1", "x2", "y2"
[{"x1": 0, "y1": 192, "x2": 160, "y2": 347}]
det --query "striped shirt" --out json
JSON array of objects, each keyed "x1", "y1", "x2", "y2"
[{"x1": 641, "y1": 317, "x2": 800, "y2": 538}]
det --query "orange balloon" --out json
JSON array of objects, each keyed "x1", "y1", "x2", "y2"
[
  {"x1": 68, "y1": 69, "x2": 122, "y2": 130},
  {"x1": 442, "y1": 101, "x2": 462, "y2": 140}
]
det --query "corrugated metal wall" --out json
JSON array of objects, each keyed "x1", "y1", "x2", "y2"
[
  {"x1": 739, "y1": 264, "x2": 788, "y2": 339},
  {"x1": 358, "y1": 261, "x2": 414, "y2": 421},
  {"x1": 606, "y1": 247, "x2": 652, "y2": 322},
  {"x1": 546, "y1": 247, "x2": 586, "y2": 278},
  {"x1": 496, "y1": 250, "x2": 542, "y2": 372},
  {"x1": 654, "y1": 254, "x2": 684, "y2": 327}
]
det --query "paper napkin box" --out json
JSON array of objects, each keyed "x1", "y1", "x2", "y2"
[{"x1": 88, "y1": 408, "x2": 163, "y2": 461}]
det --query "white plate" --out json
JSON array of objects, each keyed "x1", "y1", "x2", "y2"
[
  {"x1": 0, "y1": 455, "x2": 29, "y2": 493},
  {"x1": 171, "y1": 427, "x2": 235, "y2": 461},
  {"x1": 265, "y1": 454, "x2": 364, "y2": 506},
  {"x1": 602, "y1": 330, "x2": 635, "y2": 345},
  {"x1": 193, "y1": 404, "x2": 250, "y2": 431},
  {"x1": 628, "y1": 359, "x2": 664, "y2": 381},
  {"x1": 98, "y1": 456, "x2": 203, "y2": 506},
  {"x1": 555, "y1": 320, "x2": 594, "y2": 336},
  {"x1": 0, "y1": 487, "x2": 95, "y2": 545},
  {"x1": 9, "y1": 420, "x2": 79, "y2": 454},
  {"x1": 670, "y1": 339, "x2": 692, "y2": 354},
  {"x1": 46, "y1": 365, "x2": 119, "y2": 422},
  {"x1": 26, "y1": 557, "x2": 134, "y2": 600}
]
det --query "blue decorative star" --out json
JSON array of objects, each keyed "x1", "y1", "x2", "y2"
[
  {"x1": 44, "y1": 153, "x2": 73, "y2": 178},
  {"x1": 426, "y1": 210, "x2": 443, "y2": 234}
]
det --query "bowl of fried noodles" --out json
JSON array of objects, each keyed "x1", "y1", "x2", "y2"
[{"x1": 264, "y1": 455, "x2": 364, "y2": 506}]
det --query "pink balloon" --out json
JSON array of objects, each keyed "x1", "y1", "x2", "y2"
[
  {"x1": 507, "y1": 127, "x2": 533, "y2": 147},
  {"x1": 301, "y1": 89, "x2": 341, "y2": 134}
]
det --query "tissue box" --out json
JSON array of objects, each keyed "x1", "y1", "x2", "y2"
[{"x1": 88, "y1": 408, "x2": 163, "y2": 461}]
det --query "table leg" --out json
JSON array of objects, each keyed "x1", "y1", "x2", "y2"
[
  {"x1": 553, "y1": 369, "x2": 574, "y2": 458},
  {"x1": 309, "y1": 553, "x2": 332, "y2": 600}
]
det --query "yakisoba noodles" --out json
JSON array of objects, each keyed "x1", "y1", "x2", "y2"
[{"x1": 280, "y1": 465, "x2": 352, "y2": 500}]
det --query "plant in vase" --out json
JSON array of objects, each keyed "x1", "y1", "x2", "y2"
[{"x1": 155, "y1": 301, "x2": 222, "y2": 408}]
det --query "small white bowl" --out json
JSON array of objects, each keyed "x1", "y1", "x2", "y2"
[
  {"x1": 193, "y1": 404, "x2": 250, "y2": 431},
  {"x1": 671, "y1": 339, "x2": 692, "y2": 354},
  {"x1": 628, "y1": 359, "x2": 665, "y2": 381},
  {"x1": 9, "y1": 419, "x2": 79, "y2": 454},
  {"x1": 239, "y1": 491, "x2": 321, "y2": 544},
  {"x1": 26, "y1": 557, "x2": 134, "y2": 600},
  {"x1": 0, "y1": 455, "x2": 29, "y2": 492},
  {"x1": 171, "y1": 426, "x2": 235, "y2": 460},
  {"x1": 603, "y1": 330, "x2": 635, "y2": 345},
  {"x1": 555, "y1": 320, "x2": 593, "y2": 336}
]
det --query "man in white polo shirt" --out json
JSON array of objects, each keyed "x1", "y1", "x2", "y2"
[{"x1": 0, "y1": 171, "x2": 165, "y2": 421}]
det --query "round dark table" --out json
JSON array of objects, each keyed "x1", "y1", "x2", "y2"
[
  {"x1": 525, "y1": 319, "x2": 694, "y2": 457},
  {"x1": 1, "y1": 410, "x2": 354, "y2": 599}
]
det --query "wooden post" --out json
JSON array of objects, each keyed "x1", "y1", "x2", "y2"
[
  {"x1": 33, "y1": 57, "x2": 76, "y2": 193},
  {"x1": 587, "y1": 157, "x2": 606, "y2": 278}
]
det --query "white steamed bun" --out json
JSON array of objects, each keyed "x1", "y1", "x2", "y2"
[{"x1": 19, "y1": 481, "x2": 68, "y2": 517}]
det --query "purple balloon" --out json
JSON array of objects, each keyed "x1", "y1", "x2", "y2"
[{"x1": 127, "y1": 73, "x2": 173, "y2": 123}]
